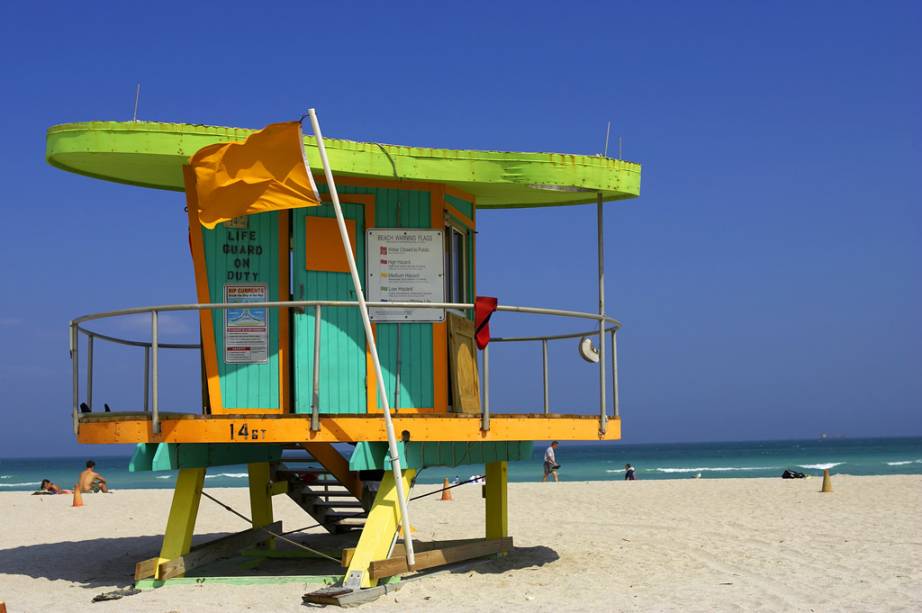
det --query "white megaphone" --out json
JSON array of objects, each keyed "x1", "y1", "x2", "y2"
[{"x1": 578, "y1": 336, "x2": 599, "y2": 363}]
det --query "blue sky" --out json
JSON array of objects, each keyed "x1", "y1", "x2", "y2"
[{"x1": 1, "y1": 2, "x2": 919, "y2": 456}]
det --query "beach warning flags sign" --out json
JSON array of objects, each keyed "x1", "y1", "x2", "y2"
[{"x1": 188, "y1": 121, "x2": 321, "y2": 229}]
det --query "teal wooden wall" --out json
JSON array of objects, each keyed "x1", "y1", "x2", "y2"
[
  {"x1": 292, "y1": 186, "x2": 436, "y2": 414},
  {"x1": 292, "y1": 201, "x2": 367, "y2": 413},
  {"x1": 201, "y1": 212, "x2": 281, "y2": 409}
]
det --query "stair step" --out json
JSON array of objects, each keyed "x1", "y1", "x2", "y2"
[
  {"x1": 323, "y1": 510, "x2": 367, "y2": 521},
  {"x1": 298, "y1": 488, "x2": 356, "y2": 497},
  {"x1": 332, "y1": 517, "x2": 367, "y2": 527},
  {"x1": 311, "y1": 500, "x2": 364, "y2": 509}
]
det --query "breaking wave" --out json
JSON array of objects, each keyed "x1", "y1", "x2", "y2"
[
  {"x1": 204, "y1": 472, "x2": 249, "y2": 479},
  {"x1": 651, "y1": 466, "x2": 781, "y2": 474},
  {"x1": 0, "y1": 482, "x2": 38, "y2": 487},
  {"x1": 886, "y1": 459, "x2": 922, "y2": 466},
  {"x1": 798, "y1": 462, "x2": 844, "y2": 470}
]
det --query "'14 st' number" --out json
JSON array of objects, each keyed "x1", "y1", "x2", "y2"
[{"x1": 229, "y1": 423, "x2": 267, "y2": 440}]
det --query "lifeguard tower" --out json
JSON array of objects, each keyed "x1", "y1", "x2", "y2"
[{"x1": 47, "y1": 118, "x2": 641, "y2": 603}]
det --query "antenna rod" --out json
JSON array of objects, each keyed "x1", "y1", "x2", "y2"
[
  {"x1": 132, "y1": 82, "x2": 141, "y2": 122},
  {"x1": 603, "y1": 121, "x2": 611, "y2": 157},
  {"x1": 618, "y1": 135, "x2": 623, "y2": 159}
]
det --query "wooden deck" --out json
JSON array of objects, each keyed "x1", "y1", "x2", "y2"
[{"x1": 77, "y1": 412, "x2": 620, "y2": 444}]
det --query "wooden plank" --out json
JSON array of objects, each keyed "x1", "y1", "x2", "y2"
[
  {"x1": 341, "y1": 537, "x2": 493, "y2": 567},
  {"x1": 157, "y1": 521, "x2": 282, "y2": 580},
  {"x1": 369, "y1": 537, "x2": 512, "y2": 580},
  {"x1": 134, "y1": 557, "x2": 160, "y2": 580},
  {"x1": 447, "y1": 313, "x2": 480, "y2": 414}
]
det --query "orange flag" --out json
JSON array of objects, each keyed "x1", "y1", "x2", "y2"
[{"x1": 189, "y1": 121, "x2": 321, "y2": 229}]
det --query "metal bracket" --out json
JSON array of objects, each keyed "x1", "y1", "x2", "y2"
[{"x1": 342, "y1": 570, "x2": 364, "y2": 590}]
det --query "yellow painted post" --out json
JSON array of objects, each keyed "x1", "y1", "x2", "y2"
[
  {"x1": 247, "y1": 462, "x2": 275, "y2": 550},
  {"x1": 247, "y1": 462, "x2": 274, "y2": 527},
  {"x1": 485, "y1": 461, "x2": 508, "y2": 542},
  {"x1": 155, "y1": 467, "x2": 206, "y2": 579},
  {"x1": 345, "y1": 468, "x2": 416, "y2": 588}
]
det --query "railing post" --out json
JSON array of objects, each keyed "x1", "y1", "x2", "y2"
[
  {"x1": 70, "y1": 323, "x2": 79, "y2": 436},
  {"x1": 143, "y1": 345, "x2": 150, "y2": 413},
  {"x1": 86, "y1": 335, "x2": 94, "y2": 412},
  {"x1": 151, "y1": 310, "x2": 160, "y2": 434},
  {"x1": 611, "y1": 329, "x2": 620, "y2": 419},
  {"x1": 310, "y1": 304, "x2": 322, "y2": 432},
  {"x1": 542, "y1": 339, "x2": 549, "y2": 414},
  {"x1": 597, "y1": 192, "x2": 608, "y2": 435},
  {"x1": 481, "y1": 344, "x2": 490, "y2": 431}
]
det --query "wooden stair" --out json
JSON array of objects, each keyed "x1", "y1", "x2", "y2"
[{"x1": 271, "y1": 443, "x2": 374, "y2": 534}]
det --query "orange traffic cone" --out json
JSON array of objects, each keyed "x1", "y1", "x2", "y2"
[
  {"x1": 440, "y1": 478, "x2": 453, "y2": 501},
  {"x1": 820, "y1": 469, "x2": 832, "y2": 493},
  {"x1": 72, "y1": 484, "x2": 84, "y2": 507}
]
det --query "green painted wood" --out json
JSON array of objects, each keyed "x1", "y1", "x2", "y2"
[
  {"x1": 348, "y1": 441, "x2": 534, "y2": 471},
  {"x1": 46, "y1": 121, "x2": 642, "y2": 208},
  {"x1": 201, "y1": 212, "x2": 281, "y2": 409},
  {"x1": 445, "y1": 193, "x2": 474, "y2": 220},
  {"x1": 291, "y1": 186, "x2": 435, "y2": 413},
  {"x1": 373, "y1": 187, "x2": 434, "y2": 410},
  {"x1": 135, "y1": 575, "x2": 343, "y2": 589},
  {"x1": 128, "y1": 443, "x2": 157, "y2": 472},
  {"x1": 293, "y1": 198, "x2": 366, "y2": 414},
  {"x1": 139, "y1": 443, "x2": 283, "y2": 472}
]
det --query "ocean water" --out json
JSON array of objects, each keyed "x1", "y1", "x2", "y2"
[{"x1": 1, "y1": 437, "x2": 920, "y2": 492}]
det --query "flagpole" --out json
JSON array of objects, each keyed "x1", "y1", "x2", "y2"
[{"x1": 306, "y1": 108, "x2": 417, "y2": 571}]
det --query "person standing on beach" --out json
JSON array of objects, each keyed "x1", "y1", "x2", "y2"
[
  {"x1": 624, "y1": 463, "x2": 636, "y2": 480},
  {"x1": 79, "y1": 460, "x2": 110, "y2": 493},
  {"x1": 543, "y1": 441, "x2": 560, "y2": 482}
]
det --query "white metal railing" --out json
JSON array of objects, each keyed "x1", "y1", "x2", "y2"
[{"x1": 69, "y1": 300, "x2": 622, "y2": 436}]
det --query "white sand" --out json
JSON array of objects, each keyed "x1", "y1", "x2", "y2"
[{"x1": 0, "y1": 475, "x2": 920, "y2": 612}]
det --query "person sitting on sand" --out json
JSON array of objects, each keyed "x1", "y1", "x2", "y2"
[
  {"x1": 543, "y1": 441, "x2": 560, "y2": 482},
  {"x1": 38, "y1": 479, "x2": 71, "y2": 494},
  {"x1": 624, "y1": 463, "x2": 636, "y2": 480},
  {"x1": 79, "y1": 460, "x2": 110, "y2": 493}
]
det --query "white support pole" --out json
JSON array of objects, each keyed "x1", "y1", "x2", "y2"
[{"x1": 307, "y1": 108, "x2": 417, "y2": 570}]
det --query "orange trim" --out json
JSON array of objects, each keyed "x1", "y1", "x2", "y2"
[
  {"x1": 183, "y1": 166, "x2": 224, "y2": 412},
  {"x1": 278, "y1": 211, "x2": 290, "y2": 413},
  {"x1": 432, "y1": 185, "x2": 448, "y2": 413},
  {"x1": 444, "y1": 184, "x2": 476, "y2": 203},
  {"x1": 444, "y1": 202, "x2": 474, "y2": 230},
  {"x1": 76, "y1": 414, "x2": 623, "y2": 444}
]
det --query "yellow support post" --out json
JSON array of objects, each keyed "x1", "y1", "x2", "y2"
[
  {"x1": 485, "y1": 461, "x2": 508, "y2": 542},
  {"x1": 344, "y1": 468, "x2": 416, "y2": 588},
  {"x1": 155, "y1": 467, "x2": 206, "y2": 579},
  {"x1": 247, "y1": 462, "x2": 274, "y2": 527}
]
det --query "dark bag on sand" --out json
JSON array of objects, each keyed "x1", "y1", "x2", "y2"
[{"x1": 781, "y1": 469, "x2": 806, "y2": 479}]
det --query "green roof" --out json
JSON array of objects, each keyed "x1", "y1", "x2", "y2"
[{"x1": 45, "y1": 121, "x2": 641, "y2": 208}]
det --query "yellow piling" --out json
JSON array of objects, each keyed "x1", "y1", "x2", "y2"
[{"x1": 820, "y1": 468, "x2": 832, "y2": 493}]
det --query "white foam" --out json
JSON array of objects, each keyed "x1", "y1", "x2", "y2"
[
  {"x1": 886, "y1": 459, "x2": 921, "y2": 466},
  {"x1": 0, "y1": 482, "x2": 39, "y2": 487},
  {"x1": 204, "y1": 472, "x2": 249, "y2": 479},
  {"x1": 0, "y1": 475, "x2": 10, "y2": 479},
  {"x1": 654, "y1": 466, "x2": 780, "y2": 474},
  {"x1": 798, "y1": 462, "x2": 844, "y2": 470},
  {"x1": 155, "y1": 475, "x2": 172, "y2": 479}
]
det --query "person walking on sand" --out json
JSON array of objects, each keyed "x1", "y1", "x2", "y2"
[
  {"x1": 542, "y1": 441, "x2": 560, "y2": 482},
  {"x1": 79, "y1": 460, "x2": 110, "y2": 493},
  {"x1": 624, "y1": 463, "x2": 636, "y2": 480}
]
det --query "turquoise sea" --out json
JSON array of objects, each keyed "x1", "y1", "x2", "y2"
[{"x1": 1, "y1": 437, "x2": 920, "y2": 492}]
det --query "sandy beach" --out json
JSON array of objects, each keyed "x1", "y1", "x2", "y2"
[{"x1": 0, "y1": 475, "x2": 919, "y2": 612}]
